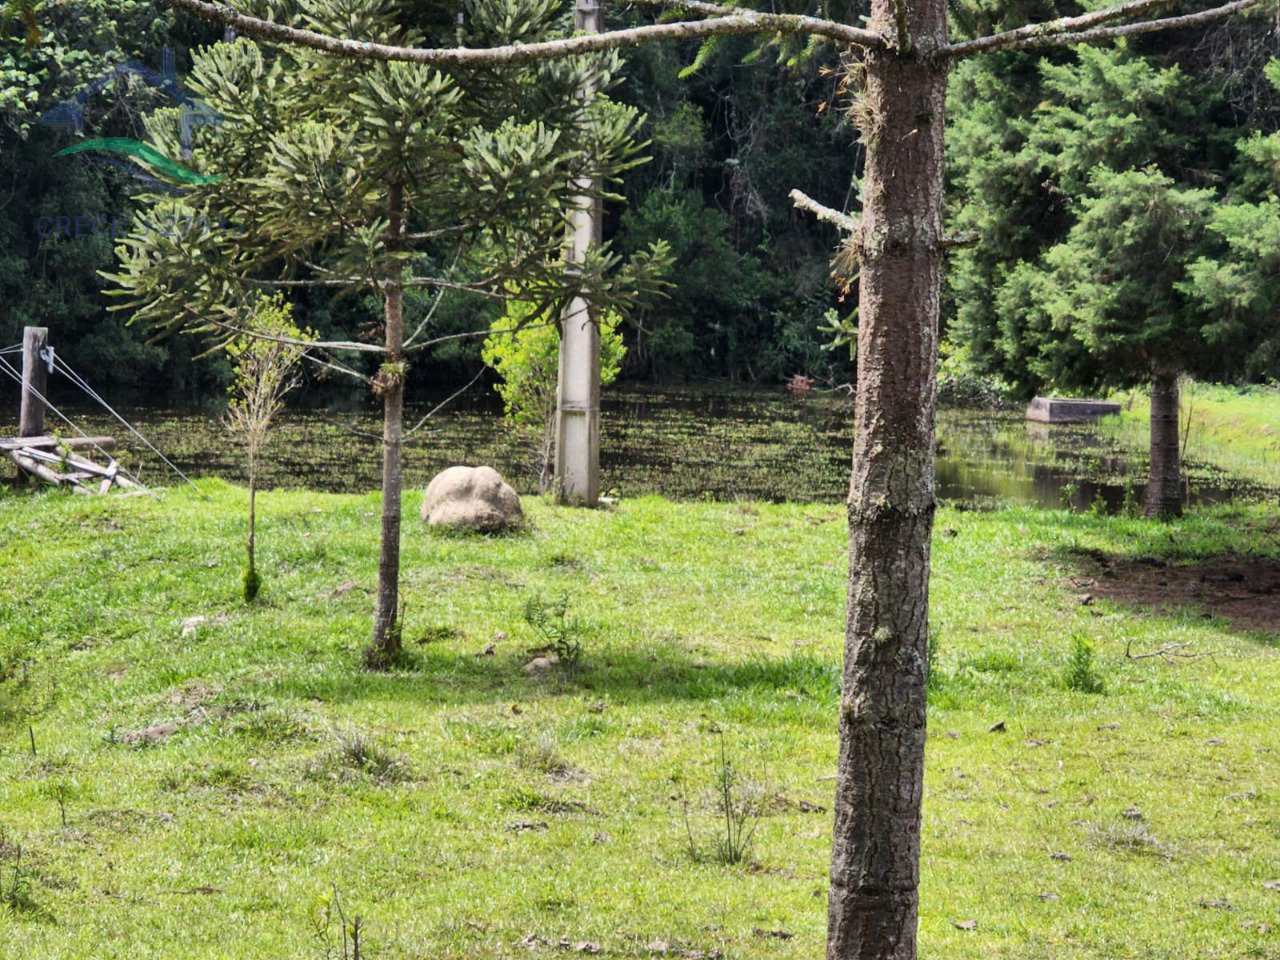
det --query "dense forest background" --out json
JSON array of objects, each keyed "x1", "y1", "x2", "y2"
[{"x1": 2, "y1": 1, "x2": 1279, "y2": 408}]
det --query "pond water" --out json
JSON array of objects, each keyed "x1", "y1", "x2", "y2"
[{"x1": 1, "y1": 386, "x2": 1269, "y2": 510}]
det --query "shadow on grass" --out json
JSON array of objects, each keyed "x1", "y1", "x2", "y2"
[{"x1": 257, "y1": 642, "x2": 843, "y2": 712}]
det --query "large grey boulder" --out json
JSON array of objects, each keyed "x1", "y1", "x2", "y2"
[{"x1": 421, "y1": 466, "x2": 523, "y2": 532}]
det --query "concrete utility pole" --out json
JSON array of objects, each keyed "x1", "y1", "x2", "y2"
[
  {"x1": 553, "y1": 0, "x2": 603, "y2": 507},
  {"x1": 18, "y1": 326, "x2": 49, "y2": 438}
]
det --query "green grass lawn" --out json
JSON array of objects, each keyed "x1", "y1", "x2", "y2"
[
  {"x1": 1, "y1": 482, "x2": 1278, "y2": 958},
  {"x1": 1102, "y1": 381, "x2": 1280, "y2": 489}
]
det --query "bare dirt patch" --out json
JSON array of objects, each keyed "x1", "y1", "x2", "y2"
[{"x1": 1068, "y1": 551, "x2": 1280, "y2": 635}]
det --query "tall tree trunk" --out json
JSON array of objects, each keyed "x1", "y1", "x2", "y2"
[
  {"x1": 1145, "y1": 369, "x2": 1182, "y2": 520},
  {"x1": 826, "y1": 6, "x2": 947, "y2": 960},
  {"x1": 554, "y1": 0, "x2": 603, "y2": 507},
  {"x1": 367, "y1": 181, "x2": 406, "y2": 668}
]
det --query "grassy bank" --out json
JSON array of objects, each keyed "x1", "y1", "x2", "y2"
[
  {"x1": 1, "y1": 483, "x2": 1278, "y2": 958},
  {"x1": 1102, "y1": 381, "x2": 1280, "y2": 489}
]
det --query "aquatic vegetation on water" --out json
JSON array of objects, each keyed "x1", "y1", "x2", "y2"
[{"x1": 1, "y1": 387, "x2": 1271, "y2": 511}]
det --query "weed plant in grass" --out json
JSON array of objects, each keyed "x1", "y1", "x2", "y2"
[{"x1": 0, "y1": 482, "x2": 1278, "y2": 957}]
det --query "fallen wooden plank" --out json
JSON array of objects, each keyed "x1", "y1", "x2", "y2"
[
  {"x1": 10, "y1": 450, "x2": 65, "y2": 487},
  {"x1": 0, "y1": 435, "x2": 116, "y2": 452},
  {"x1": 19, "y1": 446, "x2": 121, "y2": 479}
]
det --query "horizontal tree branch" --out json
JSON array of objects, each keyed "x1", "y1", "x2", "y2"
[
  {"x1": 789, "y1": 189, "x2": 859, "y2": 232},
  {"x1": 945, "y1": 0, "x2": 1172, "y2": 58},
  {"x1": 205, "y1": 316, "x2": 383, "y2": 353},
  {"x1": 1027, "y1": 0, "x2": 1263, "y2": 48},
  {"x1": 168, "y1": 0, "x2": 885, "y2": 66},
  {"x1": 624, "y1": 0, "x2": 884, "y2": 46},
  {"x1": 947, "y1": 0, "x2": 1263, "y2": 58}
]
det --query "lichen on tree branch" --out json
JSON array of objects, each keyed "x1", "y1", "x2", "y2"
[
  {"x1": 946, "y1": 0, "x2": 1264, "y2": 58},
  {"x1": 790, "y1": 189, "x2": 860, "y2": 232}
]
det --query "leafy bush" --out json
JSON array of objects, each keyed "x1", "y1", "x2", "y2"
[
  {"x1": 522, "y1": 593, "x2": 586, "y2": 670},
  {"x1": 936, "y1": 340, "x2": 1018, "y2": 410},
  {"x1": 481, "y1": 301, "x2": 626, "y2": 489}
]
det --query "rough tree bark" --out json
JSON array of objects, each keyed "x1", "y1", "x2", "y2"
[
  {"x1": 1145, "y1": 369, "x2": 1182, "y2": 520},
  {"x1": 826, "y1": 2, "x2": 947, "y2": 958},
  {"x1": 367, "y1": 180, "x2": 407, "y2": 667},
  {"x1": 554, "y1": 0, "x2": 604, "y2": 507}
]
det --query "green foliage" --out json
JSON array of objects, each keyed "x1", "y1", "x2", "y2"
[
  {"x1": 936, "y1": 341, "x2": 1015, "y2": 410},
  {"x1": 225, "y1": 294, "x2": 310, "y2": 605},
  {"x1": 1180, "y1": 62, "x2": 1280, "y2": 380},
  {"x1": 0, "y1": 1, "x2": 215, "y2": 400},
  {"x1": 0, "y1": 842, "x2": 38, "y2": 916},
  {"x1": 1064, "y1": 633, "x2": 1105, "y2": 694},
  {"x1": 522, "y1": 593, "x2": 585, "y2": 670},
  {"x1": 482, "y1": 302, "x2": 627, "y2": 424},
  {"x1": 481, "y1": 300, "x2": 625, "y2": 483},
  {"x1": 108, "y1": 0, "x2": 668, "y2": 362},
  {"x1": 1029, "y1": 167, "x2": 1217, "y2": 390},
  {"x1": 948, "y1": 42, "x2": 1280, "y2": 398}
]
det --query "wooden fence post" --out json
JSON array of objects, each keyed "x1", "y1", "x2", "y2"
[{"x1": 18, "y1": 326, "x2": 49, "y2": 438}]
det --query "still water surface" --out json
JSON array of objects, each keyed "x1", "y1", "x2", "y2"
[{"x1": 2, "y1": 387, "x2": 1268, "y2": 509}]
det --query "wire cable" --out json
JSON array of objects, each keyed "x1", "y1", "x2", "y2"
[
  {"x1": 0, "y1": 354, "x2": 148, "y2": 491},
  {"x1": 50, "y1": 354, "x2": 200, "y2": 490}
]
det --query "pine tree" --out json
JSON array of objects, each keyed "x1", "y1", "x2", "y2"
[
  {"x1": 108, "y1": 0, "x2": 669, "y2": 666},
  {"x1": 948, "y1": 43, "x2": 1267, "y2": 519}
]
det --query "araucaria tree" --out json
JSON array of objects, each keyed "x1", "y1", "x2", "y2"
[
  {"x1": 109, "y1": 0, "x2": 667, "y2": 667},
  {"x1": 225, "y1": 293, "x2": 310, "y2": 601},
  {"x1": 157, "y1": 0, "x2": 1272, "y2": 955}
]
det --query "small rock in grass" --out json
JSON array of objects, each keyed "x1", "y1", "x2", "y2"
[
  {"x1": 180, "y1": 616, "x2": 207, "y2": 637},
  {"x1": 988, "y1": 720, "x2": 1006, "y2": 733},
  {"x1": 507, "y1": 820, "x2": 548, "y2": 832},
  {"x1": 122, "y1": 721, "x2": 181, "y2": 746},
  {"x1": 524, "y1": 655, "x2": 560, "y2": 675},
  {"x1": 1122, "y1": 807, "x2": 1144, "y2": 821},
  {"x1": 952, "y1": 919, "x2": 977, "y2": 931},
  {"x1": 1050, "y1": 851, "x2": 1072, "y2": 862},
  {"x1": 752, "y1": 929, "x2": 793, "y2": 940}
]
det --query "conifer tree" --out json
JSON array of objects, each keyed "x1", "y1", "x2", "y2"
[
  {"x1": 948, "y1": 44, "x2": 1270, "y2": 518},
  {"x1": 109, "y1": 0, "x2": 668, "y2": 666}
]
